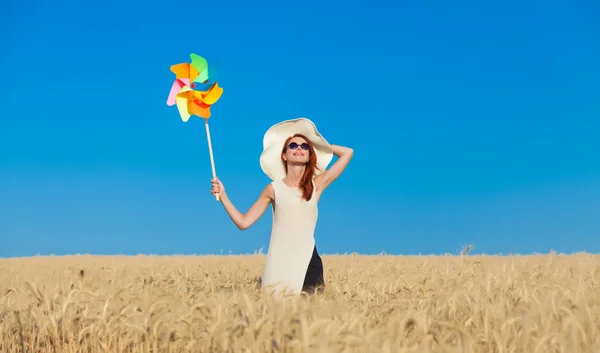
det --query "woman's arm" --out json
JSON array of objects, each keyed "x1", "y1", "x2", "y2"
[
  {"x1": 315, "y1": 144, "x2": 354, "y2": 192},
  {"x1": 211, "y1": 178, "x2": 273, "y2": 231}
]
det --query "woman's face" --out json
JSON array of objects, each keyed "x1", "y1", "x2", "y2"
[{"x1": 283, "y1": 136, "x2": 310, "y2": 164}]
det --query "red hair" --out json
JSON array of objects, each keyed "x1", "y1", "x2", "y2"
[{"x1": 281, "y1": 133, "x2": 320, "y2": 201}]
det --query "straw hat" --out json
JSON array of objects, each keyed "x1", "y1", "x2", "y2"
[{"x1": 259, "y1": 117, "x2": 334, "y2": 181}]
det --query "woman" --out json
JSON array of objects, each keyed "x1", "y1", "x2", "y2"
[{"x1": 210, "y1": 118, "x2": 353, "y2": 296}]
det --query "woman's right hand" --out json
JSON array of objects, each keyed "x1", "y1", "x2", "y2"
[{"x1": 211, "y1": 178, "x2": 225, "y2": 198}]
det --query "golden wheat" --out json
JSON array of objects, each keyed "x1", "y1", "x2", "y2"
[{"x1": 1, "y1": 252, "x2": 599, "y2": 352}]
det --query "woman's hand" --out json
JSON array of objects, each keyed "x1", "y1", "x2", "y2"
[{"x1": 211, "y1": 178, "x2": 226, "y2": 199}]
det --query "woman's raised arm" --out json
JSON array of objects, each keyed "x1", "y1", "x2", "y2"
[{"x1": 315, "y1": 144, "x2": 354, "y2": 193}]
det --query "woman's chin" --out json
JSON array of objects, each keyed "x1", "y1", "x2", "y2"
[{"x1": 287, "y1": 160, "x2": 308, "y2": 166}]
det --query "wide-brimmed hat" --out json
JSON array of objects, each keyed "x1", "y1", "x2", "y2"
[{"x1": 259, "y1": 118, "x2": 334, "y2": 181}]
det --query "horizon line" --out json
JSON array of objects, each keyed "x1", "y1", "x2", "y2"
[{"x1": 1, "y1": 250, "x2": 598, "y2": 259}]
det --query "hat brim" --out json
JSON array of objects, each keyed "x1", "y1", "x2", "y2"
[{"x1": 259, "y1": 118, "x2": 334, "y2": 181}]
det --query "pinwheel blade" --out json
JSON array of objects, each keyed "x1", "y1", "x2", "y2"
[
  {"x1": 202, "y1": 83, "x2": 223, "y2": 105},
  {"x1": 167, "y1": 78, "x2": 190, "y2": 106},
  {"x1": 175, "y1": 86, "x2": 193, "y2": 122},
  {"x1": 190, "y1": 53, "x2": 209, "y2": 83},
  {"x1": 189, "y1": 99, "x2": 211, "y2": 118},
  {"x1": 170, "y1": 63, "x2": 199, "y2": 81}
]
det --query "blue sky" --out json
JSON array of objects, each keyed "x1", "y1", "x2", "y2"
[{"x1": 1, "y1": 0, "x2": 599, "y2": 257}]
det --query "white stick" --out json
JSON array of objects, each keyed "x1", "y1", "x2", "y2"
[{"x1": 204, "y1": 118, "x2": 219, "y2": 201}]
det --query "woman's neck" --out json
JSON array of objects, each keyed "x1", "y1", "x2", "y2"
[{"x1": 284, "y1": 165, "x2": 305, "y2": 186}]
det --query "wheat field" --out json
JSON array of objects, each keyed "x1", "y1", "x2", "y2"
[{"x1": 1, "y1": 252, "x2": 599, "y2": 353}]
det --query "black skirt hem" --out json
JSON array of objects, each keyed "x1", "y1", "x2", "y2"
[{"x1": 301, "y1": 245, "x2": 325, "y2": 293}]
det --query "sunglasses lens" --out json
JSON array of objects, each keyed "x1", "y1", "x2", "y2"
[{"x1": 288, "y1": 142, "x2": 310, "y2": 151}]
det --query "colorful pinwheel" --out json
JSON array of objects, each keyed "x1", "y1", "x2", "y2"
[
  {"x1": 167, "y1": 54, "x2": 223, "y2": 201},
  {"x1": 167, "y1": 53, "x2": 223, "y2": 121}
]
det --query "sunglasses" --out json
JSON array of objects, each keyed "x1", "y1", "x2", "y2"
[{"x1": 288, "y1": 142, "x2": 310, "y2": 151}]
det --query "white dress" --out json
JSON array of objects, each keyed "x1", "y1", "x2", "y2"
[{"x1": 261, "y1": 178, "x2": 318, "y2": 296}]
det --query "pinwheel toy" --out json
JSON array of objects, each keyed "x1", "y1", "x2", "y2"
[{"x1": 167, "y1": 53, "x2": 224, "y2": 201}]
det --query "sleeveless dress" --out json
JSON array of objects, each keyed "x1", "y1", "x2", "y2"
[{"x1": 260, "y1": 179, "x2": 324, "y2": 296}]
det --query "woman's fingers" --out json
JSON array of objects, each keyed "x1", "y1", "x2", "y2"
[{"x1": 210, "y1": 179, "x2": 220, "y2": 195}]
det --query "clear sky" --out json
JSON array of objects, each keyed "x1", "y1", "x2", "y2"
[{"x1": 2, "y1": 0, "x2": 599, "y2": 257}]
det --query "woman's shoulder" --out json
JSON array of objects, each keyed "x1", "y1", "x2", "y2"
[{"x1": 261, "y1": 182, "x2": 276, "y2": 200}]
